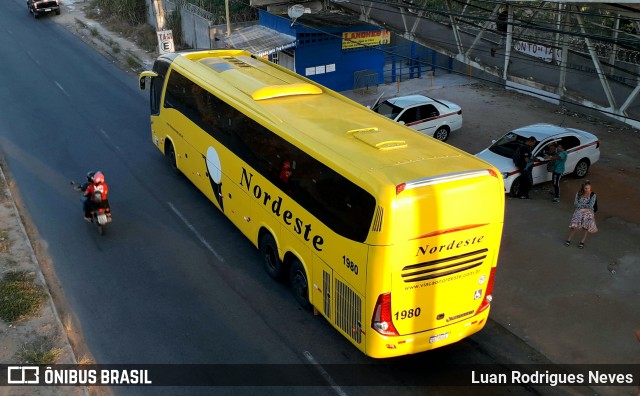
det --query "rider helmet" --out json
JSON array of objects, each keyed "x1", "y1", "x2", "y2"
[
  {"x1": 93, "y1": 172, "x2": 105, "y2": 184},
  {"x1": 86, "y1": 171, "x2": 96, "y2": 183}
]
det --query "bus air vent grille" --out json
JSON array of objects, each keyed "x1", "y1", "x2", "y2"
[
  {"x1": 371, "y1": 206, "x2": 383, "y2": 232},
  {"x1": 223, "y1": 56, "x2": 251, "y2": 68},
  {"x1": 400, "y1": 248, "x2": 488, "y2": 282},
  {"x1": 335, "y1": 279, "x2": 362, "y2": 344},
  {"x1": 323, "y1": 270, "x2": 331, "y2": 319}
]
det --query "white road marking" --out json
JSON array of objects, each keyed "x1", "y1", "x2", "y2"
[
  {"x1": 26, "y1": 51, "x2": 40, "y2": 65},
  {"x1": 54, "y1": 81, "x2": 69, "y2": 97},
  {"x1": 99, "y1": 129, "x2": 121, "y2": 152},
  {"x1": 303, "y1": 351, "x2": 348, "y2": 396},
  {"x1": 167, "y1": 202, "x2": 225, "y2": 262}
]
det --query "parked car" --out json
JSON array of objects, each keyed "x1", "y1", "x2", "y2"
[
  {"x1": 371, "y1": 94, "x2": 463, "y2": 141},
  {"x1": 27, "y1": 0, "x2": 60, "y2": 19},
  {"x1": 475, "y1": 123, "x2": 600, "y2": 197}
]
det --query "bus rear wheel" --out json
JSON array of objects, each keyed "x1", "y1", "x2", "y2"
[
  {"x1": 290, "y1": 259, "x2": 311, "y2": 310},
  {"x1": 259, "y1": 234, "x2": 285, "y2": 281}
]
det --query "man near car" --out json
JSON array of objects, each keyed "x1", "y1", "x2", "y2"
[
  {"x1": 545, "y1": 143, "x2": 567, "y2": 203},
  {"x1": 516, "y1": 136, "x2": 537, "y2": 199}
]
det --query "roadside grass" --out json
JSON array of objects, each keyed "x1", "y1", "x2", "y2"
[
  {"x1": 0, "y1": 177, "x2": 7, "y2": 201},
  {"x1": 86, "y1": 13, "x2": 157, "y2": 53},
  {"x1": 125, "y1": 54, "x2": 140, "y2": 70},
  {"x1": 17, "y1": 335, "x2": 63, "y2": 364},
  {"x1": 0, "y1": 230, "x2": 9, "y2": 253},
  {"x1": 0, "y1": 271, "x2": 45, "y2": 323},
  {"x1": 1, "y1": 257, "x2": 19, "y2": 267}
]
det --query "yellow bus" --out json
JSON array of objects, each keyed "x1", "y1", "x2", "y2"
[{"x1": 139, "y1": 50, "x2": 504, "y2": 358}]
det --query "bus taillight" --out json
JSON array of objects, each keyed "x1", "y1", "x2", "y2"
[
  {"x1": 475, "y1": 267, "x2": 496, "y2": 315},
  {"x1": 372, "y1": 293, "x2": 399, "y2": 336}
]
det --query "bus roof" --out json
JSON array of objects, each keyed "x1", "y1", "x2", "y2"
[{"x1": 166, "y1": 50, "x2": 493, "y2": 189}]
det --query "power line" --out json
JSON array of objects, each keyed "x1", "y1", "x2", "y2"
[
  {"x1": 352, "y1": 0, "x2": 640, "y2": 48},
  {"x1": 333, "y1": 0, "x2": 640, "y2": 76},
  {"x1": 221, "y1": 0, "x2": 639, "y2": 121}
]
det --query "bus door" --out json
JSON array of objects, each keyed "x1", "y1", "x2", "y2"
[{"x1": 219, "y1": 169, "x2": 253, "y2": 239}]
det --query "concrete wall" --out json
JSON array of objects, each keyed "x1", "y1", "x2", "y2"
[
  {"x1": 180, "y1": 9, "x2": 212, "y2": 49},
  {"x1": 145, "y1": 0, "x2": 213, "y2": 49}
]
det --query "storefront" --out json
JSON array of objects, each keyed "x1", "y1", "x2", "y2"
[{"x1": 225, "y1": 9, "x2": 388, "y2": 92}]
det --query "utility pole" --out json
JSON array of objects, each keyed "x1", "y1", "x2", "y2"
[
  {"x1": 225, "y1": 0, "x2": 231, "y2": 36},
  {"x1": 153, "y1": 0, "x2": 174, "y2": 54},
  {"x1": 153, "y1": 0, "x2": 166, "y2": 31}
]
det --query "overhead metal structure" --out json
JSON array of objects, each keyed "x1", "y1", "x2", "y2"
[{"x1": 333, "y1": 0, "x2": 640, "y2": 127}]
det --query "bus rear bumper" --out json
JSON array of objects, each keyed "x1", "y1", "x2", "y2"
[{"x1": 366, "y1": 308, "x2": 491, "y2": 358}]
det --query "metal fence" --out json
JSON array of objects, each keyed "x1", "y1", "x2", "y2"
[
  {"x1": 353, "y1": 70, "x2": 379, "y2": 95},
  {"x1": 383, "y1": 42, "x2": 437, "y2": 83}
]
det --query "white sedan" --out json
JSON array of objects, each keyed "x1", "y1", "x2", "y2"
[
  {"x1": 371, "y1": 94, "x2": 463, "y2": 141},
  {"x1": 476, "y1": 124, "x2": 600, "y2": 197}
]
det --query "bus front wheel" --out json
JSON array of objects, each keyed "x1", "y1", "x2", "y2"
[
  {"x1": 260, "y1": 234, "x2": 285, "y2": 281},
  {"x1": 165, "y1": 141, "x2": 179, "y2": 174},
  {"x1": 290, "y1": 259, "x2": 311, "y2": 310}
]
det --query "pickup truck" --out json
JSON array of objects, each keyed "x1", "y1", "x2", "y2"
[{"x1": 27, "y1": 0, "x2": 60, "y2": 19}]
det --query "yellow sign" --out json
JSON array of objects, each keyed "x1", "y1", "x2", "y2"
[{"x1": 342, "y1": 30, "x2": 390, "y2": 49}]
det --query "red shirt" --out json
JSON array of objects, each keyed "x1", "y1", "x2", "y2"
[{"x1": 85, "y1": 182, "x2": 109, "y2": 202}]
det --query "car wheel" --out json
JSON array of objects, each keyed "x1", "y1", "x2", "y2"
[
  {"x1": 55, "y1": 9, "x2": 60, "y2": 15},
  {"x1": 290, "y1": 259, "x2": 311, "y2": 310},
  {"x1": 34, "y1": 11, "x2": 39, "y2": 18},
  {"x1": 259, "y1": 233, "x2": 285, "y2": 281},
  {"x1": 573, "y1": 159, "x2": 590, "y2": 178},
  {"x1": 510, "y1": 177, "x2": 522, "y2": 197},
  {"x1": 434, "y1": 126, "x2": 450, "y2": 142}
]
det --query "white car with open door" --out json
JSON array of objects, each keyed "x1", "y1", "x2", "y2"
[{"x1": 476, "y1": 124, "x2": 600, "y2": 197}]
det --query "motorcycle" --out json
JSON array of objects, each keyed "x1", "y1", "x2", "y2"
[{"x1": 71, "y1": 177, "x2": 112, "y2": 235}]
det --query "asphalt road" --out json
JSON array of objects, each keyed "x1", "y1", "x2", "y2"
[{"x1": 0, "y1": 1, "x2": 598, "y2": 395}]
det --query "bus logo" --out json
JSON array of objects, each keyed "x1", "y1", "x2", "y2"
[{"x1": 7, "y1": 366, "x2": 40, "y2": 384}]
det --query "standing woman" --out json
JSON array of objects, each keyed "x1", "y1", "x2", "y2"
[{"x1": 565, "y1": 180, "x2": 597, "y2": 248}]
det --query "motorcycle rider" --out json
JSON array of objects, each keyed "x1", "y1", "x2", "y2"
[
  {"x1": 79, "y1": 171, "x2": 96, "y2": 192},
  {"x1": 83, "y1": 171, "x2": 110, "y2": 221}
]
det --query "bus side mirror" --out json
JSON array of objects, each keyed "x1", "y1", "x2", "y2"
[{"x1": 138, "y1": 71, "x2": 158, "y2": 90}]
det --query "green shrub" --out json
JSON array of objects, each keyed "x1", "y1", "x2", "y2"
[{"x1": 92, "y1": 0, "x2": 147, "y2": 25}]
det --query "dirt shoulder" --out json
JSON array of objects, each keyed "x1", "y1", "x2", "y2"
[
  {"x1": 0, "y1": 163, "x2": 86, "y2": 395},
  {"x1": 0, "y1": 2, "x2": 138, "y2": 395}
]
